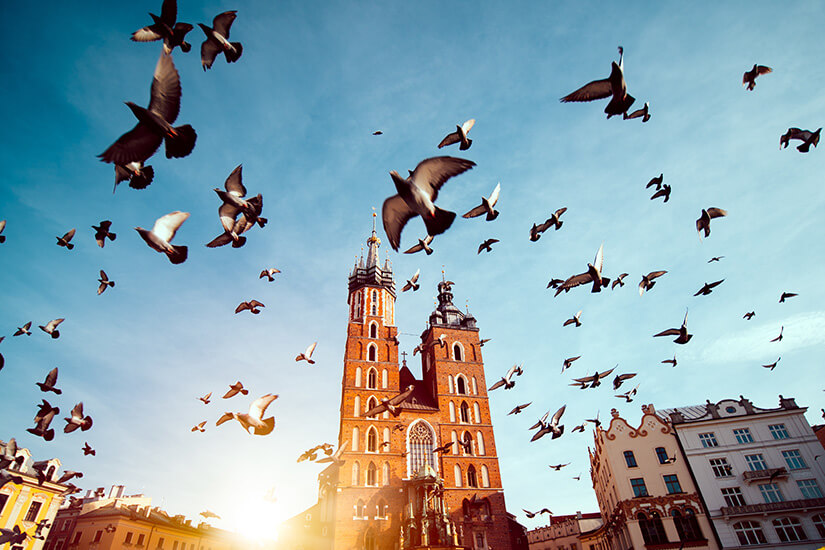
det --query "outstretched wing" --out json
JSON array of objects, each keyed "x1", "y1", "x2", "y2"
[
  {"x1": 382, "y1": 195, "x2": 416, "y2": 251},
  {"x1": 249, "y1": 394, "x2": 278, "y2": 420},
  {"x1": 151, "y1": 211, "x2": 190, "y2": 242},
  {"x1": 410, "y1": 156, "x2": 476, "y2": 202},
  {"x1": 148, "y1": 52, "x2": 182, "y2": 123},
  {"x1": 560, "y1": 78, "x2": 613, "y2": 103}
]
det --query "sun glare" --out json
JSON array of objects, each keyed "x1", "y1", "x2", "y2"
[{"x1": 222, "y1": 488, "x2": 282, "y2": 545}]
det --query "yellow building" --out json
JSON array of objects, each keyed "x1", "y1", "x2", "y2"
[{"x1": 1, "y1": 439, "x2": 71, "y2": 549}]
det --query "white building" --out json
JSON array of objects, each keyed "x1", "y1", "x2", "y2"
[{"x1": 661, "y1": 396, "x2": 825, "y2": 549}]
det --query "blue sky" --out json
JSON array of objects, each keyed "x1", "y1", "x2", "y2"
[{"x1": 2, "y1": 0, "x2": 825, "y2": 539}]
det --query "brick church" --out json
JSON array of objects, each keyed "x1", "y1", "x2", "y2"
[{"x1": 279, "y1": 222, "x2": 527, "y2": 550}]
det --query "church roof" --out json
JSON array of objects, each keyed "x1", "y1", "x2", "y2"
[{"x1": 428, "y1": 279, "x2": 477, "y2": 330}]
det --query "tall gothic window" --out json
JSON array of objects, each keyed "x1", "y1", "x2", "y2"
[
  {"x1": 463, "y1": 432, "x2": 474, "y2": 455},
  {"x1": 460, "y1": 401, "x2": 470, "y2": 423},
  {"x1": 456, "y1": 376, "x2": 467, "y2": 395},
  {"x1": 369, "y1": 323, "x2": 377, "y2": 338},
  {"x1": 368, "y1": 345, "x2": 377, "y2": 362},
  {"x1": 367, "y1": 368, "x2": 378, "y2": 388},
  {"x1": 366, "y1": 397, "x2": 378, "y2": 418},
  {"x1": 453, "y1": 343, "x2": 463, "y2": 361},
  {"x1": 467, "y1": 465, "x2": 478, "y2": 488},
  {"x1": 408, "y1": 421, "x2": 435, "y2": 476},
  {"x1": 366, "y1": 462, "x2": 377, "y2": 486},
  {"x1": 367, "y1": 427, "x2": 378, "y2": 452},
  {"x1": 371, "y1": 290, "x2": 378, "y2": 316},
  {"x1": 364, "y1": 529, "x2": 376, "y2": 550}
]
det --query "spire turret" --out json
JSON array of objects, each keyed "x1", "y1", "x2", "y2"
[{"x1": 348, "y1": 213, "x2": 395, "y2": 297}]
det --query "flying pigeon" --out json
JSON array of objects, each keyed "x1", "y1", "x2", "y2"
[
  {"x1": 216, "y1": 393, "x2": 278, "y2": 436},
  {"x1": 530, "y1": 405, "x2": 566, "y2": 442},
  {"x1": 477, "y1": 238, "x2": 499, "y2": 254},
  {"x1": 191, "y1": 421, "x2": 207, "y2": 433},
  {"x1": 372, "y1": 131, "x2": 383, "y2": 135},
  {"x1": 696, "y1": 208, "x2": 727, "y2": 238},
  {"x1": 381, "y1": 156, "x2": 475, "y2": 251},
  {"x1": 694, "y1": 279, "x2": 724, "y2": 296},
  {"x1": 39, "y1": 318, "x2": 64, "y2": 339},
  {"x1": 403, "y1": 235, "x2": 434, "y2": 255},
  {"x1": 0, "y1": 439, "x2": 24, "y2": 470},
  {"x1": 548, "y1": 463, "x2": 570, "y2": 471},
  {"x1": 613, "y1": 373, "x2": 637, "y2": 390},
  {"x1": 316, "y1": 440, "x2": 350, "y2": 464},
  {"x1": 260, "y1": 268, "x2": 281, "y2": 282},
  {"x1": 64, "y1": 403, "x2": 93, "y2": 433},
  {"x1": 770, "y1": 326, "x2": 783, "y2": 343},
  {"x1": 37, "y1": 368, "x2": 62, "y2": 394},
  {"x1": 561, "y1": 46, "x2": 635, "y2": 118},
  {"x1": 463, "y1": 182, "x2": 500, "y2": 221},
  {"x1": 92, "y1": 221, "x2": 116, "y2": 248},
  {"x1": 206, "y1": 210, "x2": 260, "y2": 248},
  {"x1": 200, "y1": 510, "x2": 221, "y2": 520},
  {"x1": 97, "y1": 270, "x2": 115, "y2": 295},
  {"x1": 508, "y1": 403, "x2": 532, "y2": 415},
  {"x1": 199, "y1": 392, "x2": 212, "y2": 404},
  {"x1": 646, "y1": 174, "x2": 663, "y2": 190},
  {"x1": 213, "y1": 166, "x2": 267, "y2": 246},
  {"x1": 131, "y1": 0, "x2": 193, "y2": 53},
  {"x1": 479, "y1": 338, "x2": 491, "y2": 347},
  {"x1": 563, "y1": 311, "x2": 583, "y2": 327},
  {"x1": 661, "y1": 356, "x2": 677, "y2": 367},
  {"x1": 624, "y1": 101, "x2": 651, "y2": 122},
  {"x1": 402, "y1": 269, "x2": 420, "y2": 292},
  {"x1": 616, "y1": 384, "x2": 639, "y2": 402},
  {"x1": 779, "y1": 128, "x2": 821, "y2": 153},
  {"x1": 363, "y1": 386, "x2": 415, "y2": 417},
  {"x1": 235, "y1": 300, "x2": 265, "y2": 314},
  {"x1": 654, "y1": 310, "x2": 693, "y2": 344},
  {"x1": 611, "y1": 273, "x2": 628, "y2": 290},
  {"x1": 296, "y1": 342, "x2": 317, "y2": 364},
  {"x1": 546, "y1": 278, "x2": 564, "y2": 289},
  {"x1": 82, "y1": 443, "x2": 96, "y2": 456},
  {"x1": 0, "y1": 526, "x2": 28, "y2": 546},
  {"x1": 742, "y1": 64, "x2": 772, "y2": 91},
  {"x1": 0, "y1": 471, "x2": 23, "y2": 489},
  {"x1": 639, "y1": 271, "x2": 667, "y2": 296},
  {"x1": 0, "y1": 220, "x2": 5, "y2": 243},
  {"x1": 34, "y1": 400, "x2": 60, "y2": 426},
  {"x1": 762, "y1": 358, "x2": 780, "y2": 371},
  {"x1": 223, "y1": 382, "x2": 248, "y2": 399},
  {"x1": 55, "y1": 471, "x2": 84, "y2": 485},
  {"x1": 489, "y1": 364, "x2": 523, "y2": 391},
  {"x1": 708, "y1": 256, "x2": 724, "y2": 263},
  {"x1": 438, "y1": 119, "x2": 475, "y2": 150},
  {"x1": 114, "y1": 162, "x2": 155, "y2": 192},
  {"x1": 56, "y1": 229, "x2": 76, "y2": 250},
  {"x1": 27, "y1": 407, "x2": 57, "y2": 441},
  {"x1": 199, "y1": 11, "x2": 243, "y2": 70},
  {"x1": 650, "y1": 184, "x2": 671, "y2": 202},
  {"x1": 570, "y1": 367, "x2": 616, "y2": 389},
  {"x1": 779, "y1": 292, "x2": 797, "y2": 303},
  {"x1": 585, "y1": 412, "x2": 601, "y2": 427},
  {"x1": 561, "y1": 356, "x2": 581, "y2": 373},
  {"x1": 135, "y1": 211, "x2": 189, "y2": 264},
  {"x1": 555, "y1": 243, "x2": 610, "y2": 295},
  {"x1": 743, "y1": 311, "x2": 755, "y2": 320}
]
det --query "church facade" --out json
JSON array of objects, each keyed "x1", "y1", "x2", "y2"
[{"x1": 279, "y1": 224, "x2": 526, "y2": 550}]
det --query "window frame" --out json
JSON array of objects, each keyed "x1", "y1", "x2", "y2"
[
  {"x1": 630, "y1": 477, "x2": 649, "y2": 497},
  {"x1": 744, "y1": 453, "x2": 768, "y2": 471},
  {"x1": 768, "y1": 424, "x2": 789, "y2": 440},
  {"x1": 772, "y1": 516, "x2": 808, "y2": 543},
  {"x1": 781, "y1": 449, "x2": 807, "y2": 470},
  {"x1": 664, "y1": 474, "x2": 683, "y2": 494},
  {"x1": 721, "y1": 487, "x2": 746, "y2": 507},
  {"x1": 698, "y1": 432, "x2": 718, "y2": 447},
  {"x1": 623, "y1": 450, "x2": 638, "y2": 468},
  {"x1": 758, "y1": 483, "x2": 785, "y2": 503},
  {"x1": 710, "y1": 457, "x2": 733, "y2": 477},
  {"x1": 733, "y1": 521, "x2": 767, "y2": 546}
]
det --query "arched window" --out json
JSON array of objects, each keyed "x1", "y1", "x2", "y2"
[
  {"x1": 451, "y1": 431, "x2": 458, "y2": 450},
  {"x1": 453, "y1": 343, "x2": 463, "y2": 361},
  {"x1": 467, "y1": 465, "x2": 478, "y2": 487},
  {"x1": 733, "y1": 521, "x2": 767, "y2": 546},
  {"x1": 462, "y1": 432, "x2": 474, "y2": 455},
  {"x1": 638, "y1": 512, "x2": 668, "y2": 545},
  {"x1": 366, "y1": 397, "x2": 378, "y2": 418},
  {"x1": 773, "y1": 517, "x2": 807, "y2": 543},
  {"x1": 671, "y1": 508, "x2": 703, "y2": 541},
  {"x1": 448, "y1": 375, "x2": 454, "y2": 393},
  {"x1": 366, "y1": 462, "x2": 377, "y2": 486},
  {"x1": 473, "y1": 402, "x2": 481, "y2": 423},
  {"x1": 449, "y1": 402, "x2": 456, "y2": 422},
  {"x1": 407, "y1": 421, "x2": 435, "y2": 476},
  {"x1": 454, "y1": 464, "x2": 463, "y2": 487},
  {"x1": 456, "y1": 376, "x2": 467, "y2": 395},
  {"x1": 481, "y1": 465, "x2": 490, "y2": 487},
  {"x1": 352, "y1": 427, "x2": 360, "y2": 451},
  {"x1": 377, "y1": 499, "x2": 388, "y2": 518},
  {"x1": 371, "y1": 290, "x2": 378, "y2": 316},
  {"x1": 472, "y1": 376, "x2": 478, "y2": 394},
  {"x1": 460, "y1": 402, "x2": 470, "y2": 423},
  {"x1": 381, "y1": 369, "x2": 387, "y2": 388},
  {"x1": 367, "y1": 427, "x2": 378, "y2": 452},
  {"x1": 367, "y1": 367, "x2": 377, "y2": 388},
  {"x1": 355, "y1": 367, "x2": 362, "y2": 387},
  {"x1": 476, "y1": 431, "x2": 486, "y2": 455},
  {"x1": 382, "y1": 427, "x2": 390, "y2": 449},
  {"x1": 813, "y1": 514, "x2": 825, "y2": 538},
  {"x1": 352, "y1": 462, "x2": 360, "y2": 486},
  {"x1": 364, "y1": 528, "x2": 376, "y2": 550},
  {"x1": 369, "y1": 322, "x2": 378, "y2": 339},
  {"x1": 46, "y1": 466, "x2": 55, "y2": 481},
  {"x1": 367, "y1": 345, "x2": 377, "y2": 362},
  {"x1": 353, "y1": 396, "x2": 361, "y2": 417},
  {"x1": 382, "y1": 462, "x2": 390, "y2": 486}
]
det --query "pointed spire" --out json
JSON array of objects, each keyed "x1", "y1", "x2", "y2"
[{"x1": 366, "y1": 209, "x2": 381, "y2": 268}]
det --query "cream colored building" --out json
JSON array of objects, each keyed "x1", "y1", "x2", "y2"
[
  {"x1": 526, "y1": 511, "x2": 602, "y2": 550},
  {"x1": 588, "y1": 405, "x2": 719, "y2": 550}
]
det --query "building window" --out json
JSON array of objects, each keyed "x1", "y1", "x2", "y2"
[
  {"x1": 710, "y1": 457, "x2": 733, "y2": 477},
  {"x1": 125, "y1": 533, "x2": 133, "y2": 544},
  {"x1": 462, "y1": 432, "x2": 474, "y2": 456},
  {"x1": 638, "y1": 512, "x2": 668, "y2": 544},
  {"x1": 797, "y1": 479, "x2": 823, "y2": 499},
  {"x1": 382, "y1": 462, "x2": 390, "y2": 486},
  {"x1": 456, "y1": 376, "x2": 467, "y2": 395},
  {"x1": 453, "y1": 343, "x2": 463, "y2": 361},
  {"x1": 371, "y1": 291, "x2": 377, "y2": 316},
  {"x1": 173, "y1": 542, "x2": 178, "y2": 550},
  {"x1": 381, "y1": 369, "x2": 387, "y2": 389},
  {"x1": 782, "y1": 449, "x2": 807, "y2": 470},
  {"x1": 367, "y1": 462, "x2": 377, "y2": 486},
  {"x1": 698, "y1": 432, "x2": 718, "y2": 447},
  {"x1": 352, "y1": 427, "x2": 360, "y2": 451},
  {"x1": 93, "y1": 531, "x2": 103, "y2": 543},
  {"x1": 733, "y1": 521, "x2": 767, "y2": 546},
  {"x1": 745, "y1": 453, "x2": 767, "y2": 471},
  {"x1": 367, "y1": 368, "x2": 378, "y2": 389},
  {"x1": 369, "y1": 323, "x2": 377, "y2": 338},
  {"x1": 137, "y1": 534, "x2": 145, "y2": 546},
  {"x1": 481, "y1": 465, "x2": 490, "y2": 488},
  {"x1": 467, "y1": 465, "x2": 478, "y2": 488},
  {"x1": 733, "y1": 428, "x2": 754, "y2": 444},
  {"x1": 768, "y1": 424, "x2": 789, "y2": 440},
  {"x1": 460, "y1": 402, "x2": 470, "y2": 423},
  {"x1": 671, "y1": 508, "x2": 703, "y2": 541},
  {"x1": 0, "y1": 494, "x2": 7, "y2": 515},
  {"x1": 352, "y1": 461, "x2": 360, "y2": 486},
  {"x1": 73, "y1": 532, "x2": 83, "y2": 544},
  {"x1": 354, "y1": 366, "x2": 362, "y2": 386},
  {"x1": 722, "y1": 487, "x2": 746, "y2": 507},
  {"x1": 367, "y1": 428, "x2": 378, "y2": 452},
  {"x1": 377, "y1": 499, "x2": 388, "y2": 519},
  {"x1": 367, "y1": 345, "x2": 377, "y2": 362},
  {"x1": 472, "y1": 376, "x2": 478, "y2": 394},
  {"x1": 474, "y1": 531, "x2": 487, "y2": 549},
  {"x1": 654, "y1": 447, "x2": 669, "y2": 464},
  {"x1": 624, "y1": 451, "x2": 638, "y2": 468},
  {"x1": 476, "y1": 431, "x2": 485, "y2": 455},
  {"x1": 664, "y1": 474, "x2": 682, "y2": 494},
  {"x1": 813, "y1": 514, "x2": 825, "y2": 537},
  {"x1": 449, "y1": 402, "x2": 456, "y2": 422},
  {"x1": 365, "y1": 397, "x2": 377, "y2": 418},
  {"x1": 24, "y1": 501, "x2": 42, "y2": 522},
  {"x1": 630, "y1": 478, "x2": 648, "y2": 497},
  {"x1": 473, "y1": 402, "x2": 481, "y2": 423},
  {"x1": 355, "y1": 500, "x2": 366, "y2": 518},
  {"x1": 408, "y1": 421, "x2": 435, "y2": 476},
  {"x1": 773, "y1": 517, "x2": 807, "y2": 543},
  {"x1": 157, "y1": 537, "x2": 165, "y2": 549},
  {"x1": 758, "y1": 483, "x2": 785, "y2": 503},
  {"x1": 454, "y1": 464, "x2": 463, "y2": 487}
]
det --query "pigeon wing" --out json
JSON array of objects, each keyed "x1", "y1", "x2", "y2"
[
  {"x1": 571, "y1": 374, "x2": 596, "y2": 384},
  {"x1": 756, "y1": 65, "x2": 772, "y2": 76},
  {"x1": 707, "y1": 208, "x2": 727, "y2": 219},
  {"x1": 71, "y1": 402, "x2": 84, "y2": 419},
  {"x1": 249, "y1": 394, "x2": 278, "y2": 420},
  {"x1": 160, "y1": 0, "x2": 177, "y2": 25},
  {"x1": 488, "y1": 182, "x2": 501, "y2": 206},
  {"x1": 223, "y1": 165, "x2": 246, "y2": 197},
  {"x1": 151, "y1": 211, "x2": 190, "y2": 243},
  {"x1": 557, "y1": 272, "x2": 593, "y2": 293},
  {"x1": 131, "y1": 27, "x2": 163, "y2": 42},
  {"x1": 597, "y1": 367, "x2": 616, "y2": 379},
  {"x1": 463, "y1": 203, "x2": 486, "y2": 219},
  {"x1": 461, "y1": 118, "x2": 476, "y2": 134},
  {"x1": 438, "y1": 131, "x2": 460, "y2": 149},
  {"x1": 147, "y1": 52, "x2": 182, "y2": 123},
  {"x1": 654, "y1": 328, "x2": 681, "y2": 337},
  {"x1": 410, "y1": 156, "x2": 476, "y2": 202},
  {"x1": 382, "y1": 194, "x2": 416, "y2": 251},
  {"x1": 560, "y1": 78, "x2": 613, "y2": 103},
  {"x1": 218, "y1": 203, "x2": 241, "y2": 232},
  {"x1": 201, "y1": 38, "x2": 221, "y2": 69},
  {"x1": 388, "y1": 385, "x2": 415, "y2": 406},
  {"x1": 550, "y1": 405, "x2": 566, "y2": 425},
  {"x1": 488, "y1": 379, "x2": 505, "y2": 391},
  {"x1": 212, "y1": 11, "x2": 237, "y2": 37},
  {"x1": 304, "y1": 342, "x2": 317, "y2": 358},
  {"x1": 45, "y1": 367, "x2": 59, "y2": 386},
  {"x1": 215, "y1": 413, "x2": 233, "y2": 426},
  {"x1": 99, "y1": 123, "x2": 163, "y2": 165}
]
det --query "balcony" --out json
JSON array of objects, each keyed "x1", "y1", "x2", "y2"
[
  {"x1": 742, "y1": 467, "x2": 787, "y2": 483},
  {"x1": 719, "y1": 497, "x2": 825, "y2": 517}
]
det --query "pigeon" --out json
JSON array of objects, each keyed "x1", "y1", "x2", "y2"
[
  {"x1": 114, "y1": 162, "x2": 155, "y2": 192},
  {"x1": 479, "y1": 338, "x2": 491, "y2": 347},
  {"x1": 363, "y1": 385, "x2": 415, "y2": 417},
  {"x1": 770, "y1": 326, "x2": 783, "y2": 343},
  {"x1": 508, "y1": 403, "x2": 532, "y2": 415},
  {"x1": 381, "y1": 156, "x2": 475, "y2": 251},
  {"x1": 39, "y1": 318, "x2": 64, "y2": 339},
  {"x1": 616, "y1": 384, "x2": 639, "y2": 403},
  {"x1": 650, "y1": 184, "x2": 671, "y2": 203},
  {"x1": 223, "y1": 382, "x2": 248, "y2": 399},
  {"x1": 199, "y1": 11, "x2": 243, "y2": 70},
  {"x1": 37, "y1": 367, "x2": 62, "y2": 394},
  {"x1": 572, "y1": 474, "x2": 582, "y2": 481},
  {"x1": 743, "y1": 311, "x2": 756, "y2": 320},
  {"x1": 403, "y1": 235, "x2": 434, "y2": 255},
  {"x1": 529, "y1": 208, "x2": 567, "y2": 241},
  {"x1": 82, "y1": 443, "x2": 96, "y2": 456},
  {"x1": 92, "y1": 221, "x2": 116, "y2": 248},
  {"x1": 27, "y1": 407, "x2": 57, "y2": 441},
  {"x1": 639, "y1": 271, "x2": 667, "y2": 296},
  {"x1": 694, "y1": 279, "x2": 724, "y2": 296},
  {"x1": 563, "y1": 311, "x2": 582, "y2": 327},
  {"x1": 191, "y1": 421, "x2": 207, "y2": 433},
  {"x1": 135, "y1": 211, "x2": 189, "y2": 264},
  {"x1": 199, "y1": 392, "x2": 212, "y2": 405},
  {"x1": 0, "y1": 219, "x2": 5, "y2": 243},
  {"x1": 200, "y1": 510, "x2": 221, "y2": 520},
  {"x1": 295, "y1": 342, "x2": 317, "y2": 364},
  {"x1": 561, "y1": 46, "x2": 635, "y2": 118},
  {"x1": 624, "y1": 101, "x2": 650, "y2": 122},
  {"x1": 260, "y1": 268, "x2": 281, "y2": 282},
  {"x1": 661, "y1": 356, "x2": 677, "y2": 367},
  {"x1": 206, "y1": 209, "x2": 260, "y2": 248},
  {"x1": 779, "y1": 128, "x2": 821, "y2": 153},
  {"x1": 546, "y1": 278, "x2": 564, "y2": 289},
  {"x1": 477, "y1": 239, "x2": 499, "y2": 254},
  {"x1": 463, "y1": 182, "x2": 500, "y2": 221},
  {"x1": 654, "y1": 310, "x2": 693, "y2": 344},
  {"x1": 56, "y1": 229, "x2": 76, "y2": 250},
  {"x1": 14, "y1": 321, "x2": 32, "y2": 336},
  {"x1": 708, "y1": 256, "x2": 724, "y2": 263},
  {"x1": 97, "y1": 271, "x2": 115, "y2": 295},
  {"x1": 316, "y1": 440, "x2": 350, "y2": 464},
  {"x1": 213, "y1": 166, "x2": 267, "y2": 244},
  {"x1": 438, "y1": 119, "x2": 475, "y2": 150},
  {"x1": 235, "y1": 300, "x2": 265, "y2": 314},
  {"x1": 55, "y1": 471, "x2": 83, "y2": 485},
  {"x1": 489, "y1": 364, "x2": 523, "y2": 391},
  {"x1": 555, "y1": 243, "x2": 610, "y2": 296},
  {"x1": 64, "y1": 402, "x2": 93, "y2": 433},
  {"x1": 696, "y1": 208, "x2": 727, "y2": 238},
  {"x1": 571, "y1": 424, "x2": 586, "y2": 433},
  {"x1": 0, "y1": 526, "x2": 27, "y2": 546},
  {"x1": 402, "y1": 269, "x2": 421, "y2": 292},
  {"x1": 433, "y1": 442, "x2": 454, "y2": 455},
  {"x1": 131, "y1": 0, "x2": 193, "y2": 54},
  {"x1": 779, "y1": 292, "x2": 798, "y2": 303},
  {"x1": 372, "y1": 131, "x2": 383, "y2": 136},
  {"x1": 742, "y1": 64, "x2": 772, "y2": 91},
  {"x1": 0, "y1": 471, "x2": 23, "y2": 489},
  {"x1": 99, "y1": 52, "x2": 196, "y2": 164},
  {"x1": 0, "y1": 439, "x2": 24, "y2": 470},
  {"x1": 646, "y1": 174, "x2": 663, "y2": 190},
  {"x1": 585, "y1": 412, "x2": 601, "y2": 427},
  {"x1": 34, "y1": 400, "x2": 60, "y2": 425},
  {"x1": 762, "y1": 358, "x2": 780, "y2": 371},
  {"x1": 612, "y1": 273, "x2": 628, "y2": 290},
  {"x1": 530, "y1": 405, "x2": 566, "y2": 442},
  {"x1": 561, "y1": 356, "x2": 581, "y2": 373},
  {"x1": 548, "y1": 463, "x2": 570, "y2": 471},
  {"x1": 216, "y1": 393, "x2": 278, "y2": 436},
  {"x1": 570, "y1": 367, "x2": 616, "y2": 389},
  {"x1": 613, "y1": 373, "x2": 637, "y2": 390}
]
